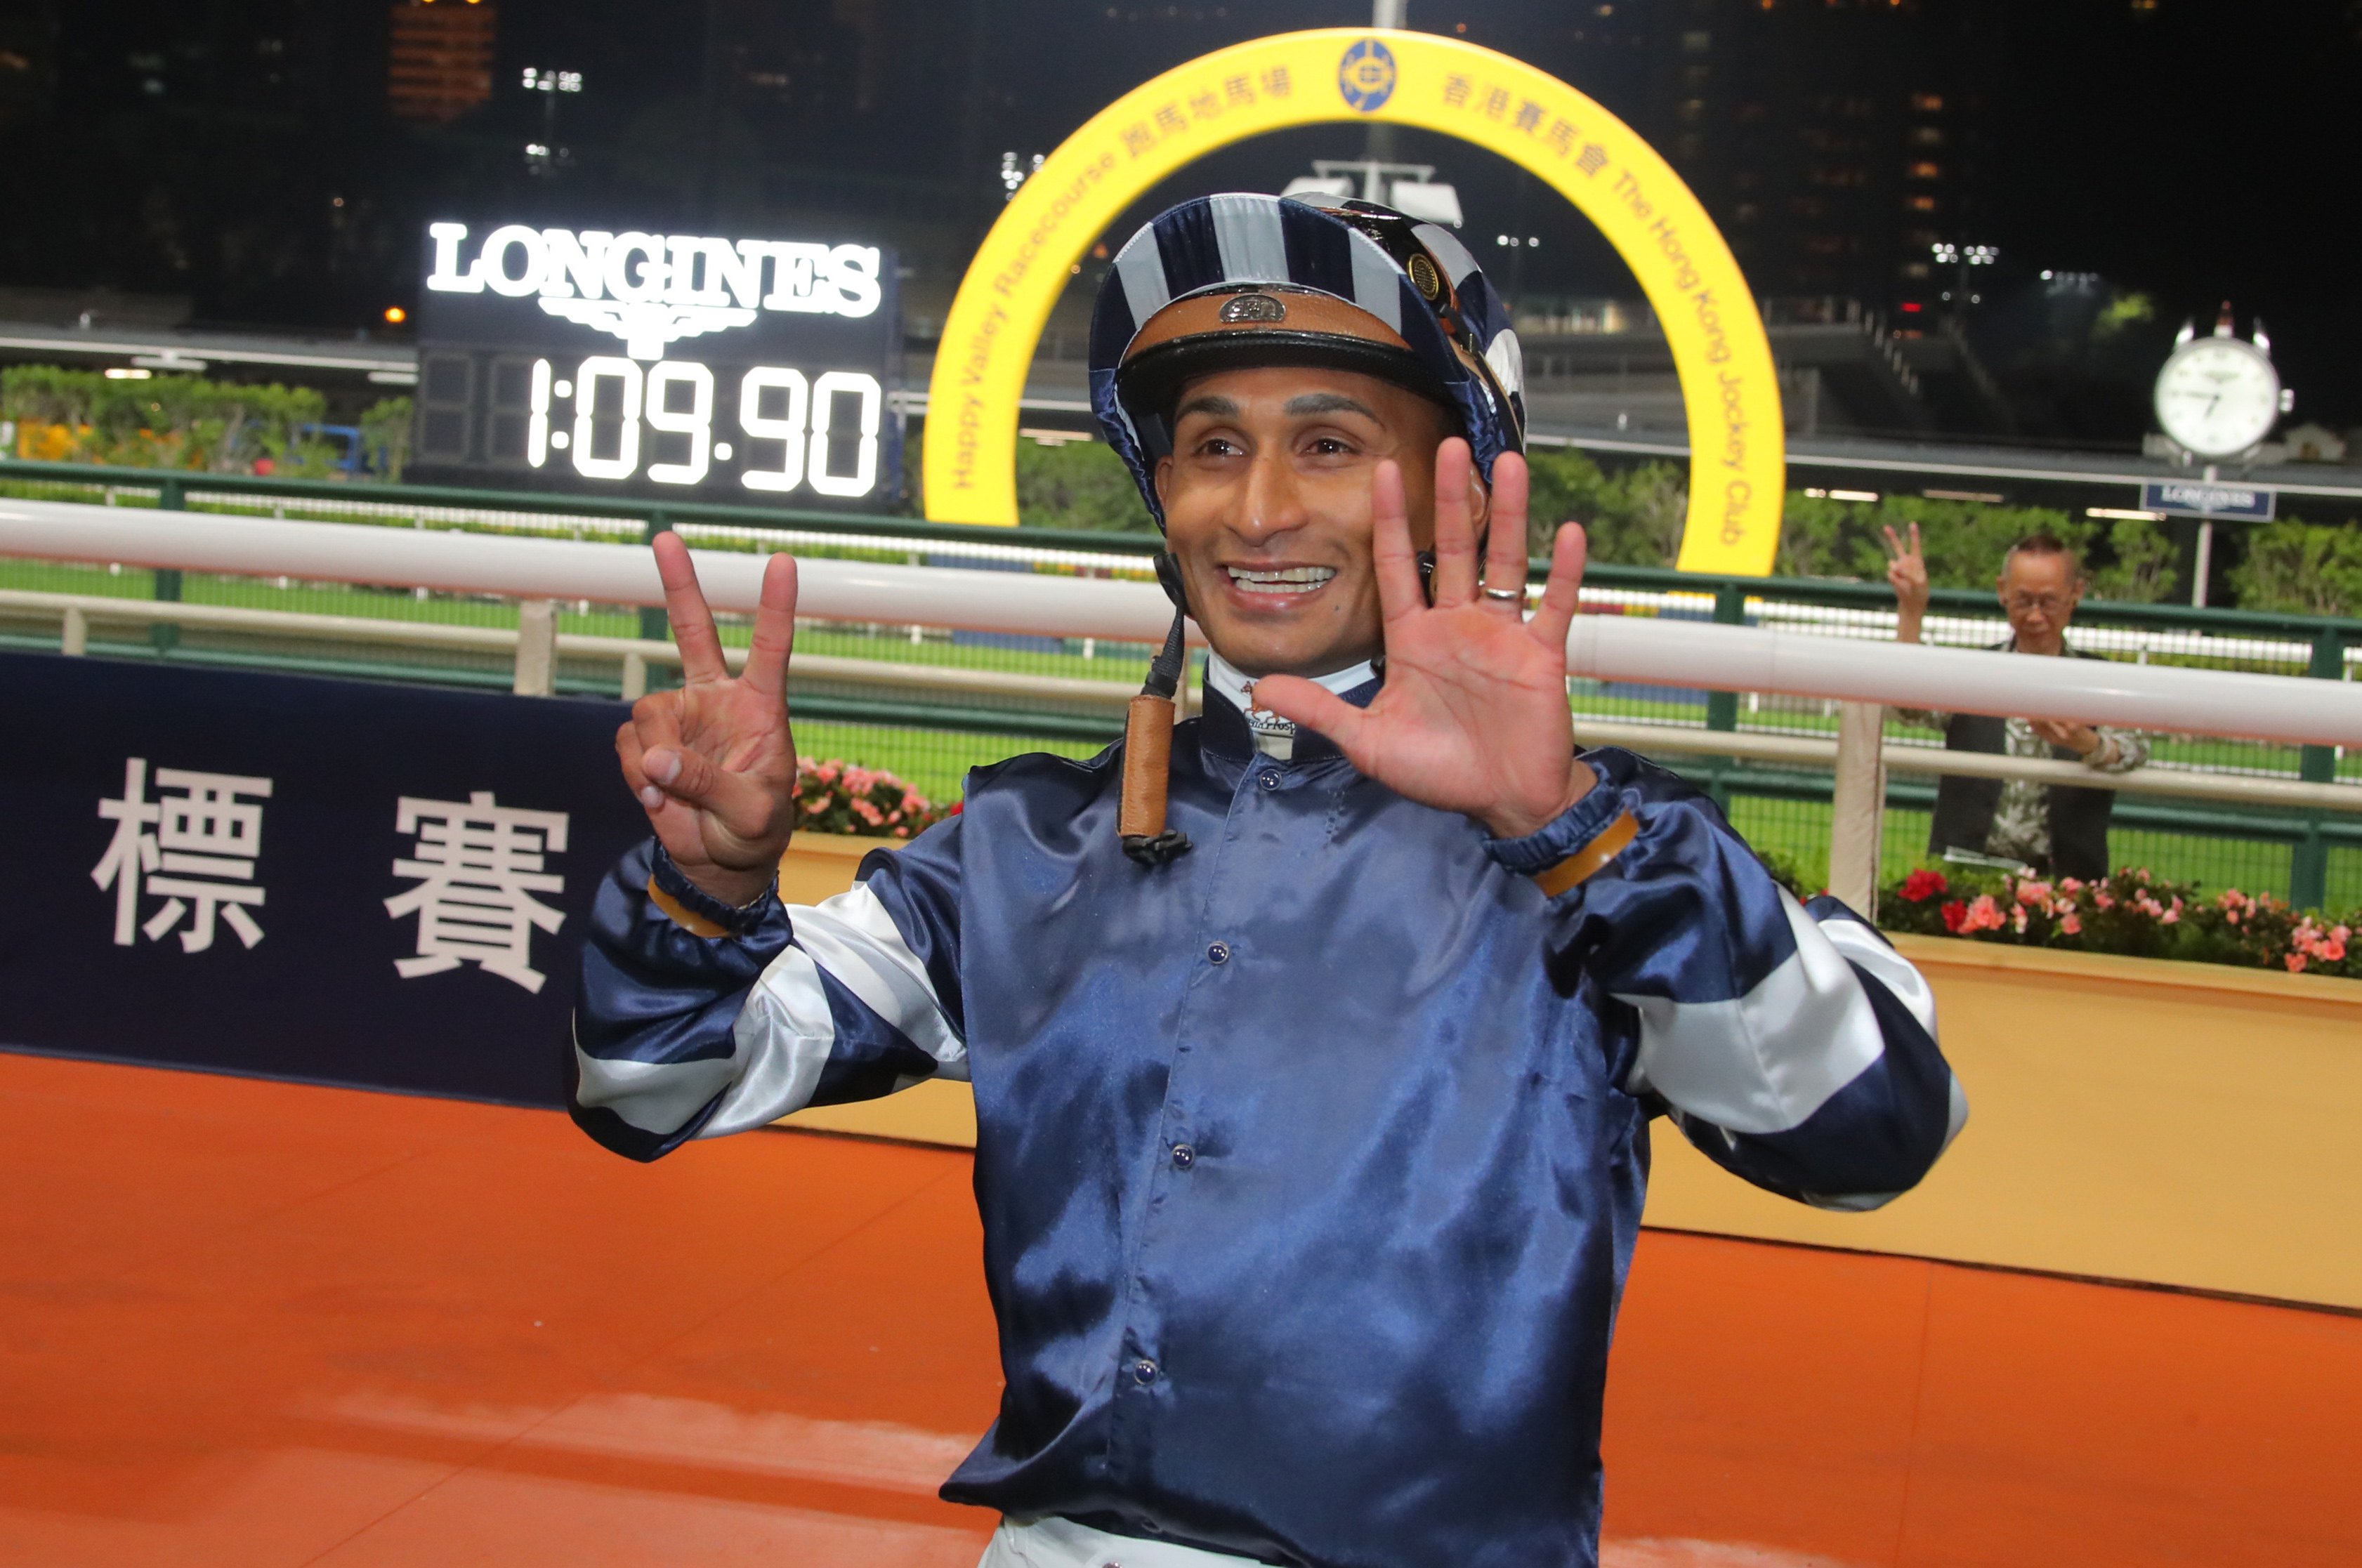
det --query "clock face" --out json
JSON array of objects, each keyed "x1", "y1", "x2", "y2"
[{"x1": 2153, "y1": 338, "x2": 2280, "y2": 458}]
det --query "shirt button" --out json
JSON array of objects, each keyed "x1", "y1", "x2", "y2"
[
  {"x1": 1258, "y1": 770, "x2": 1280, "y2": 790},
  {"x1": 1133, "y1": 1357, "x2": 1159, "y2": 1384},
  {"x1": 1207, "y1": 942, "x2": 1230, "y2": 964},
  {"x1": 1171, "y1": 1143, "x2": 1195, "y2": 1169}
]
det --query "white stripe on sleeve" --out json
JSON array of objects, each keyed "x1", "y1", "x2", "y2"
[
  {"x1": 1615, "y1": 889, "x2": 1889, "y2": 1136},
  {"x1": 786, "y1": 882, "x2": 967, "y2": 1077},
  {"x1": 701, "y1": 881, "x2": 966, "y2": 1137}
]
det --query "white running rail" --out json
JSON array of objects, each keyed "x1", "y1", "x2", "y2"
[{"x1": 6, "y1": 495, "x2": 2362, "y2": 749}]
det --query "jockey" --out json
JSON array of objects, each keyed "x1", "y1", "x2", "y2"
[{"x1": 573, "y1": 194, "x2": 1964, "y2": 1568}]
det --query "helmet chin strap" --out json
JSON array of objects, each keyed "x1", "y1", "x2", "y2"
[{"x1": 1119, "y1": 551, "x2": 1195, "y2": 867}]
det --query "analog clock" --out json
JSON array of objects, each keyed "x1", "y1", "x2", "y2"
[{"x1": 2153, "y1": 336, "x2": 2281, "y2": 459}]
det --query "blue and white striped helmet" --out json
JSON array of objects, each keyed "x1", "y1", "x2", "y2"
[{"x1": 1089, "y1": 194, "x2": 1527, "y2": 532}]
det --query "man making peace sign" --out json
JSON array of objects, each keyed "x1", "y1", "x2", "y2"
[{"x1": 573, "y1": 197, "x2": 1963, "y2": 1568}]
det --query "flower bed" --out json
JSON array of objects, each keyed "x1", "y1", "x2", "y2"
[
  {"x1": 792, "y1": 758, "x2": 952, "y2": 839},
  {"x1": 1880, "y1": 864, "x2": 2358, "y2": 977}
]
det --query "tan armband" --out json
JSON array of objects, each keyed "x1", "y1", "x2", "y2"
[
  {"x1": 645, "y1": 877, "x2": 733, "y2": 938},
  {"x1": 1532, "y1": 811, "x2": 1638, "y2": 898}
]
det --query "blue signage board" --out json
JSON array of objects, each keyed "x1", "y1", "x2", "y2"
[
  {"x1": 2140, "y1": 479, "x2": 2276, "y2": 521},
  {"x1": 0, "y1": 653, "x2": 654, "y2": 1106}
]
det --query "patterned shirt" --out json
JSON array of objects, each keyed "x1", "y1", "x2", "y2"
[{"x1": 1898, "y1": 639, "x2": 2149, "y2": 867}]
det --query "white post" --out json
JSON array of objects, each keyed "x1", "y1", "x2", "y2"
[
  {"x1": 620, "y1": 650, "x2": 648, "y2": 703},
  {"x1": 1828, "y1": 701, "x2": 1887, "y2": 916},
  {"x1": 2191, "y1": 520, "x2": 2214, "y2": 608},
  {"x1": 61, "y1": 605, "x2": 88, "y2": 656},
  {"x1": 514, "y1": 599, "x2": 558, "y2": 697}
]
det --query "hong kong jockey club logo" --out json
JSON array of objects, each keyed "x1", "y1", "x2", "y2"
[
  {"x1": 1337, "y1": 37, "x2": 1397, "y2": 115},
  {"x1": 423, "y1": 223, "x2": 884, "y2": 362}
]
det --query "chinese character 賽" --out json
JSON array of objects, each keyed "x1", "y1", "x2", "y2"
[
  {"x1": 1546, "y1": 118, "x2": 1578, "y2": 156},
  {"x1": 1514, "y1": 100, "x2": 1544, "y2": 133},
  {"x1": 92, "y1": 758, "x2": 271, "y2": 952},
  {"x1": 1261, "y1": 66, "x2": 1292, "y2": 98},
  {"x1": 1189, "y1": 91, "x2": 1220, "y2": 121},
  {"x1": 385, "y1": 791, "x2": 570, "y2": 994},
  {"x1": 1577, "y1": 142, "x2": 1610, "y2": 176}
]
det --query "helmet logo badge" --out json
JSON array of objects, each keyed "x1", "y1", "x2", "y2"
[
  {"x1": 1219, "y1": 292, "x2": 1288, "y2": 324},
  {"x1": 1408, "y1": 254, "x2": 1443, "y2": 301}
]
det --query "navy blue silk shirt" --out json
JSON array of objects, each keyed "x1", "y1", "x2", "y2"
[{"x1": 572, "y1": 679, "x2": 1963, "y2": 1568}]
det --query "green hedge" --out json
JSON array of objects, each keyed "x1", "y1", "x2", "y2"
[
  {"x1": 1, "y1": 364, "x2": 348, "y2": 474},
  {"x1": 1007, "y1": 440, "x2": 2190, "y2": 602}
]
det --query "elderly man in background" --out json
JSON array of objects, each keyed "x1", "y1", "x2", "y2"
[{"x1": 1885, "y1": 524, "x2": 2148, "y2": 881}]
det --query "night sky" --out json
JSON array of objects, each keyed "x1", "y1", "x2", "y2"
[{"x1": 1, "y1": 0, "x2": 2354, "y2": 428}]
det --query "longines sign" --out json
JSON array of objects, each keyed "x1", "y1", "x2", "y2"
[{"x1": 409, "y1": 220, "x2": 901, "y2": 506}]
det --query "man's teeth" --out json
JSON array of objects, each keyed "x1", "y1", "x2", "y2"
[{"x1": 1226, "y1": 566, "x2": 1337, "y2": 595}]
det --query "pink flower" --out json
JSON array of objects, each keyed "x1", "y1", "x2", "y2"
[
  {"x1": 2288, "y1": 954, "x2": 2308, "y2": 973},
  {"x1": 2059, "y1": 877, "x2": 2085, "y2": 895},
  {"x1": 2016, "y1": 879, "x2": 2053, "y2": 907},
  {"x1": 2060, "y1": 912, "x2": 2082, "y2": 935},
  {"x1": 2093, "y1": 889, "x2": 2115, "y2": 911},
  {"x1": 1962, "y1": 894, "x2": 2005, "y2": 933},
  {"x1": 2161, "y1": 907, "x2": 2179, "y2": 925},
  {"x1": 2011, "y1": 902, "x2": 2030, "y2": 934}
]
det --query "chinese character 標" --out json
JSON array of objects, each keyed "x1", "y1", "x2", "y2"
[
  {"x1": 92, "y1": 758, "x2": 272, "y2": 952},
  {"x1": 385, "y1": 792, "x2": 570, "y2": 994}
]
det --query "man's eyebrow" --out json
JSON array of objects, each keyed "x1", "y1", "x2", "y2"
[
  {"x1": 1174, "y1": 394, "x2": 1240, "y2": 422},
  {"x1": 1282, "y1": 392, "x2": 1379, "y2": 420}
]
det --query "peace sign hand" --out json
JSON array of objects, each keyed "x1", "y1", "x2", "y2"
[
  {"x1": 1252, "y1": 441, "x2": 1594, "y2": 841},
  {"x1": 1881, "y1": 521, "x2": 1929, "y2": 643},
  {"x1": 616, "y1": 532, "x2": 800, "y2": 908},
  {"x1": 1882, "y1": 522, "x2": 1930, "y2": 611}
]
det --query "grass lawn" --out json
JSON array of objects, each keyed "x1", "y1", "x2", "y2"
[{"x1": 11, "y1": 555, "x2": 2359, "y2": 906}]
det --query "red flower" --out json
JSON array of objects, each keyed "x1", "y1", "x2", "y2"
[
  {"x1": 1900, "y1": 869, "x2": 1948, "y2": 903},
  {"x1": 948, "y1": 800, "x2": 964, "y2": 815},
  {"x1": 1940, "y1": 900, "x2": 1969, "y2": 934}
]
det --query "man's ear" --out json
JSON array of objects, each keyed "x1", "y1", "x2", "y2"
[{"x1": 1153, "y1": 455, "x2": 1174, "y2": 510}]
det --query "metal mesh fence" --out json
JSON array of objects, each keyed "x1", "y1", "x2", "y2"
[{"x1": 6, "y1": 473, "x2": 2360, "y2": 910}]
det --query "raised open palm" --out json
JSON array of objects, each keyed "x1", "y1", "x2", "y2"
[
  {"x1": 616, "y1": 533, "x2": 800, "y2": 907},
  {"x1": 1253, "y1": 442, "x2": 1594, "y2": 841}
]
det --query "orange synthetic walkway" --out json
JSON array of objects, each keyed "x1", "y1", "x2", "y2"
[{"x1": 0, "y1": 1051, "x2": 2356, "y2": 1568}]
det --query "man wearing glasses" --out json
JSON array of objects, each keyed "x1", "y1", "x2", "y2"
[{"x1": 1884, "y1": 526, "x2": 2149, "y2": 881}]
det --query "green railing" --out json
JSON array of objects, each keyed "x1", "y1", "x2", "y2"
[{"x1": 7, "y1": 455, "x2": 2362, "y2": 905}]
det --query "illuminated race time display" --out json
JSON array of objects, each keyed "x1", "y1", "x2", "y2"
[{"x1": 407, "y1": 221, "x2": 901, "y2": 506}]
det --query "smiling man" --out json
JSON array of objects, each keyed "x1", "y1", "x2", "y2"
[{"x1": 570, "y1": 197, "x2": 1964, "y2": 1568}]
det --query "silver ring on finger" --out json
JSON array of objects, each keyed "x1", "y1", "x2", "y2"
[{"x1": 1481, "y1": 586, "x2": 1525, "y2": 603}]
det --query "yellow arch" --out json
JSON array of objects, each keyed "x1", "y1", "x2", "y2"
[{"x1": 921, "y1": 28, "x2": 1783, "y2": 576}]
